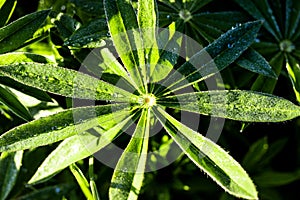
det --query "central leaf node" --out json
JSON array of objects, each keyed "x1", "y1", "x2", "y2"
[
  {"x1": 179, "y1": 9, "x2": 192, "y2": 22},
  {"x1": 141, "y1": 94, "x2": 156, "y2": 107},
  {"x1": 280, "y1": 39, "x2": 295, "y2": 53}
]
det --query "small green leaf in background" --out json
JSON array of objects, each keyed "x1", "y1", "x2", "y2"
[
  {"x1": 64, "y1": 18, "x2": 108, "y2": 48},
  {"x1": 0, "y1": 0, "x2": 17, "y2": 27},
  {"x1": 0, "y1": 151, "x2": 23, "y2": 200},
  {"x1": 0, "y1": 9, "x2": 51, "y2": 54},
  {"x1": 70, "y1": 163, "x2": 94, "y2": 200},
  {"x1": 15, "y1": 184, "x2": 73, "y2": 200},
  {"x1": 89, "y1": 157, "x2": 100, "y2": 200},
  {"x1": 0, "y1": 85, "x2": 33, "y2": 121},
  {"x1": 158, "y1": 21, "x2": 262, "y2": 94}
]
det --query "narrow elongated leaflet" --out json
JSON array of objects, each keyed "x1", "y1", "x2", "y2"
[
  {"x1": 0, "y1": 104, "x2": 129, "y2": 152},
  {"x1": 233, "y1": 0, "x2": 281, "y2": 40},
  {"x1": 158, "y1": 90, "x2": 300, "y2": 122},
  {"x1": 0, "y1": 62, "x2": 138, "y2": 102},
  {"x1": 251, "y1": 52, "x2": 284, "y2": 94},
  {"x1": 153, "y1": 106, "x2": 258, "y2": 200},
  {"x1": 104, "y1": 0, "x2": 146, "y2": 92},
  {"x1": 0, "y1": 151, "x2": 23, "y2": 200},
  {"x1": 13, "y1": 184, "x2": 73, "y2": 199},
  {"x1": 191, "y1": 12, "x2": 276, "y2": 79},
  {"x1": 0, "y1": 85, "x2": 33, "y2": 121},
  {"x1": 82, "y1": 48, "x2": 135, "y2": 89},
  {"x1": 70, "y1": 163, "x2": 94, "y2": 200},
  {"x1": 0, "y1": 0, "x2": 17, "y2": 27},
  {"x1": 236, "y1": 48, "x2": 277, "y2": 78},
  {"x1": 0, "y1": 9, "x2": 50, "y2": 54},
  {"x1": 138, "y1": 0, "x2": 161, "y2": 85},
  {"x1": 65, "y1": 18, "x2": 108, "y2": 48},
  {"x1": 286, "y1": 55, "x2": 300, "y2": 102},
  {"x1": 157, "y1": 21, "x2": 262, "y2": 95},
  {"x1": 150, "y1": 22, "x2": 182, "y2": 84},
  {"x1": 109, "y1": 109, "x2": 150, "y2": 200},
  {"x1": 28, "y1": 110, "x2": 134, "y2": 184}
]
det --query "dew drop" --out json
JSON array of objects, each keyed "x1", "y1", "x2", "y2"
[
  {"x1": 61, "y1": 5, "x2": 66, "y2": 11},
  {"x1": 166, "y1": 15, "x2": 171, "y2": 20},
  {"x1": 227, "y1": 43, "x2": 234, "y2": 48},
  {"x1": 55, "y1": 187, "x2": 61, "y2": 193}
]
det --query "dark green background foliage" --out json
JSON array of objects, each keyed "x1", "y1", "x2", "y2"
[{"x1": 0, "y1": 0, "x2": 300, "y2": 199}]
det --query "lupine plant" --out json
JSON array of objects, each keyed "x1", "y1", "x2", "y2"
[{"x1": 0, "y1": 0, "x2": 300, "y2": 199}]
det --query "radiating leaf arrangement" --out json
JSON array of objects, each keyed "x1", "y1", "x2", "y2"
[
  {"x1": 233, "y1": 0, "x2": 300, "y2": 102},
  {"x1": 0, "y1": 0, "x2": 300, "y2": 199}
]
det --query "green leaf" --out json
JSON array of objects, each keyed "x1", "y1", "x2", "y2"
[
  {"x1": 70, "y1": 163, "x2": 93, "y2": 200},
  {"x1": 0, "y1": 151, "x2": 23, "y2": 200},
  {"x1": 0, "y1": 77, "x2": 52, "y2": 102},
  {"x1": 150, "y1": 22, "x2": 182, "y2": 84},
  {"x1": 237, "y1": 49, "x2": 277, "y2": 78},
  {"x1": 158, "y1": 90, "x2": 300, "y2": 122},
  {"x1": 242, "y1": 137, "x2": 269, "y2": 171},
  {"x1": 64, "y1": 18, "x2": 108, "y2": 48},
  {"x1": 254, "y1": 170, "x2": 300, "y2": 187},
  {"x1": 71, "y1": 0, "x2": 104, "y2": 17},
  {"x1": 0, "y1": 52, "x2": 54, "y2": 65},
  {"x1": 286, "y1": 55, "x2": 300, "y2": 102},
  {"x1": 0, "y1": 62, "x2": 138, "y2": 102},
  {"x1": 193, "y1": 12, "x2": 249, "y2": 32},
  {"x1": 28, "y1": 109, "x2": 134, "y2": 184},
  {"x1": 138, "y1": 0, "x2": 160, "y2": 83},
  {"x1": 157, "y1": 21, "x2": 262, "y2": 94},
  {"x1": 153, "y1": 106, "x2": 258, "y2": 199},
  {"x1": 81, "y1": 48, "x2": 134, "y2": 88},
  {"x1": 109, "y1": 109, "x2": 150, "y2": 200},
  {"x1": 251, "y1": 52, "x2": 284, "y2": 93},
  {"x1": 89, "y1": 157, "x2": 100, "y2": 200},
  {"x1": 0, "y1": 52, "x2": 53, "y2": 101},
  {"x1": 0, "y1": 104, "x2": 129, "y2": 152},
  {"x1": 104, "y1": 0, "x2": 146, "y2": 92},
  {"x1": 15, "y1": 184, "x2": 73, "y2": 200},
  {"x1": 0, "y1": 9, "x2": 50, "y2": 54},
  {"x1": 0, "y1": 85, "x2": 33, "y2": 121},
  {"x1": 0, "y1": 0, "x2": 17, "y2": 27},
  {"x1": 54, "y1": 13, "x2": 80, "y2": 40},
  {"x1": 233, "y1": 0, "x2": 282, "y2": 40}
]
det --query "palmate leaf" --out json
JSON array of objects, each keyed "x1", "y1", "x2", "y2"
[
  {"x1": 0, "y1": 104, "x2": 129, "y2": 152},
  {"x1": 158, "y1": 90, "x2": 300, "y2": 122},
  {"x1": 156, "y1": 21, "x2": 262, "y2": 95},
  {"x1": 0, "y1": 9, "x2": 50, "y2": 54},
  {"x1": 153, "y1": 106, "x2": 258, "y2": 200},
  {"x1": 109, "y1": 109, "x2": 150, "y2": 200},
  {"x1": 0, "y1": 62, "x2": 138, "y2": 102},
  {"x1": 28, "y1": 109, "x2": 135, "y2": 184}
]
